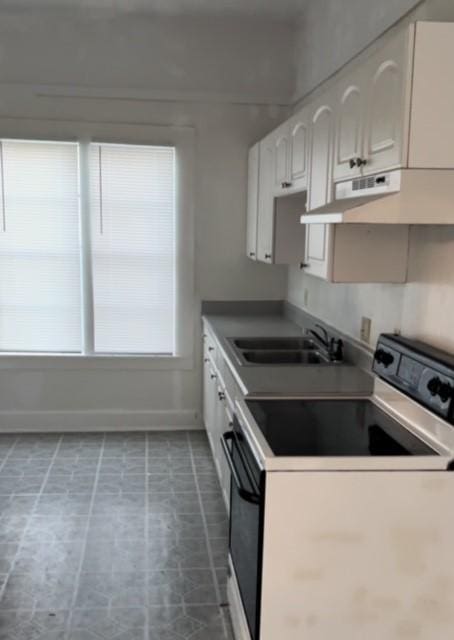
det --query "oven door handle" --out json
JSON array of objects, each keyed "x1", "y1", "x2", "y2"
[{"x1": 221, "y1": 432, "x2": 260, "y2": 505}]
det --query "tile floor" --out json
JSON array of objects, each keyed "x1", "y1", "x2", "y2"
[{"x1": 0, "y1": 431, "x2": 233, "y2": 640}]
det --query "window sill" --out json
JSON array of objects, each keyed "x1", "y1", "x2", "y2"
[{"x1": 0, "y1": 354, "x2": 194, "y2": 371}]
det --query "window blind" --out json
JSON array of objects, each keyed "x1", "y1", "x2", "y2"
[
  {"x1": 0, "y1": 140, "x2": 81, "y2": 353},
  {"x1": 89, "y1": 143, "x2": 175, "y2": 354}
]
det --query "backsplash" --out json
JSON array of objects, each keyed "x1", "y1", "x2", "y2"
[{"x1": 287, "y1": 225, "x2": 454, "y2": 352}]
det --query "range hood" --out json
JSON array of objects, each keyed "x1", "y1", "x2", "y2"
[{"x1": 300, "y1": 169, "x2": 454, "y2": 224}]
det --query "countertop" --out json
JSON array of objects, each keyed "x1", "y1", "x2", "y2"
[{"x1": 202, "y1": 313, "x2": 374, "y2": 398}]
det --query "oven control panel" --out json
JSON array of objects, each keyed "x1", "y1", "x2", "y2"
[{"x1": 373, "y1": 334, "x2": 454, "y2": 423}]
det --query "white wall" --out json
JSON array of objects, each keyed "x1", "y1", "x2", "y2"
[
  {"x1": 288, "y1": 0, "x2": 454, "y2": 353},
  {"x1": 0, "y1": 5, "x2": 290, "y2": 429},
  {"x1": 0, "y1": 6, "x2": 295, "y2": 104}
]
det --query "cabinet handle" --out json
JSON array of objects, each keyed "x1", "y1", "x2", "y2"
[
  {"x1": 349, "y1": 157, "x2": 368, "y2": 169},
  {"x1": 264, "y1": 253, "x2": 272, "y2": 260},
  {"x1": 210, "y1": 373, "x2": 217, "y2": 380},
  {"x1": 249, "y1": 252, "x2": 256, "y2": 257},
  {"x1": 281, "y1": 181, "x2": 292, "y2": 188},
  {"x1": 208, "y1": 347, "x2": 214, "y2": 352},
  {"x1": 300, "y1": 262, "x2": 309, "y2": 269}
]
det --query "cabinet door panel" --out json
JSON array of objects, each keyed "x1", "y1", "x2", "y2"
[
  {"x1": 274, "y1": 135, "x2": 289, "y2": 191},
  {"x1": 246, "y1": 144, "x2": 259, "y2": 260},
  {"x1": 308, "y1": 97, "x2": 334, "y2": 212},
  {"x1": 363, "y1": 27, "x2": 413, "y2": 174},
  {"x1": 303, "y1": 223, "x2": 332, "y2": 280},
  {"x1": 257, "y1": 138, "x2": 275, "y2": 263},
  {"x1": 334, "y1": 70, "x2": 364, "y2": 181},
  {"x1": 289, "y1": 107, "x2": 309, "y2": 191},
  {"x1": 203, "y1": 359, "x2": 218, "y2": 456}
]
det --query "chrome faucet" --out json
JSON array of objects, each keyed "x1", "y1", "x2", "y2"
[{"x1": 307, "y1": 324, "x2": 344, "y2": 362}]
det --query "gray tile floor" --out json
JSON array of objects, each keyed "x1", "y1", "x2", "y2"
[{"x1": 0, "y1": 431, "x2": 233, "y2": 640}]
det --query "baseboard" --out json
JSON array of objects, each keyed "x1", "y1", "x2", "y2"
[{"x1": 0, "y1": 409, "x2": 202, "y2": 432}]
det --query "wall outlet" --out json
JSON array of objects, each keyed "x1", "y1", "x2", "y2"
[
  {"x1": 303, "y1": 288, "x2": 309, "y2": 307},
  {"x1": 360, "y1": 317, "x2": 372, "y2": 343}
]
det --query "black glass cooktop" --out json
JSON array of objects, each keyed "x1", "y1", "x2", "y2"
[{"x1": 246, "y1": 399, "x2": 438, "y2": 457}]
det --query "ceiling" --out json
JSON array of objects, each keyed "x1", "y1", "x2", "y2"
[{"x1": 0, "y1": 0, "x2": 307, "y2": 20}]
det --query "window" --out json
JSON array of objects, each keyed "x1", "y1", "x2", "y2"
[
  {"x1": 0, "y1": 138, "x2": 176, "y2": 356},
  {"x1": 0, "y1": 140, "x2": 81, "y2": 353},
  {"x1": 89, "y1": 143, "x2": 175, "y2": 354}
]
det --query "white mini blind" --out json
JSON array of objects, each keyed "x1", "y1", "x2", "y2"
[
  {"x1": 0, "y1": 140, "x2": 81, "y2": 353},
  {"x1": 90, "y1": 143, "x2": 175, "y2": 354}
]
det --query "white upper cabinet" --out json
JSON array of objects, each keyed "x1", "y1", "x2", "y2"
[
  {"x1": 270, "y1": 107, "x2": 309, "y2": 196},
  {"x1": 246, "y1": 144, "x2": 259, "y2": 260},
  {"x1": 333, "y1": 67, "x2": 366, "y2": 181},
  {"x1": 303, "y1": 223, "x2": 332, "y2": 280},
  {"x1": 288, "y1": 106, "x2": 310, "y2": 192},
  {"x1": 256, "y1": 135, "x2": 275, "y2": 263},
  {"x1": 303, "y1": 223, "x2": 409, "y2": 283},
  {"x1": 362, "y1": 26, "x2": 413, "y2": 176},
  {"x1": 272, "y1": 122, "x2": 291, "y2": 194},
  {"x1": 307, "y1": 90, "x2": 335, "y2": 212}
]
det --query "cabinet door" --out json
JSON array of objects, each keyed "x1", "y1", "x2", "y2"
[
  {"x1": 307, "y1": 93, "x2": 335, "y2": 212},
  {"x1": 257, "y1": 136, "x2": 275, "y2": 263},
  {"x1": 362, "y1": 26, "x2": 414, "y2": 174},
  {"x1": 246, "y1": 144, "x2": 259, "y2": 260},
  {"x1": 203, "y1": 358, "x2": 218, "y2": 456},
  {"x1": 218, "y1": 403, "x2": 232, "y2": 512},
  {"x1": 333, "y1": 68, "x2": 365, "y2": 181},
  {"x1": 303, "y1": 223, "x2": 332, "y2": 280},
  {"x1": 272, "y1": 122, "x2": 290, "y2": 195},
  {"x1": 288, "y1": 107, "x2": 309, "y2": 192}
]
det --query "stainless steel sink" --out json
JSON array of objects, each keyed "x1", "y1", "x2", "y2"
[
  {"x1": 232, "y1": 337, "x2": 316, "y2": 351},
  {"x1": 242, "y1": 350, "x2": 329, "y2": 365},
  {"x1": 225, "y1": 336, "x2": 337, "y2": 367}
]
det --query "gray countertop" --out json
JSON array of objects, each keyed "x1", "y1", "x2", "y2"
[{"x1": 203, "y1": 313, "x2": 374, "y2": 398}]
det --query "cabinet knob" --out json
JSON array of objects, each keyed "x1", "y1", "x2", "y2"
[
  {"x1": 249, "y1": 252, "x2": 256, "y2": 257},
  {"x1": 203, "y1": 357, "x2": 209, "y2": 363},
  {"x1": 300, "y1": 262, "x2": 309, "y2": 269},
  {"x1": 281, "y1": 181, "x2": 292, "y2": 188},
  {"x1": 208, "y1": 347, "x2": 214, "y2": 352},
  {"x1": 264, "y1": 253, "x2": 272, "y2": 260},
  {"x1": 218, "y1": 391, "x2": 225, "y2": 401},
  {"x1": 210, "y1": 373, "x2": 217, "y2": 380}
]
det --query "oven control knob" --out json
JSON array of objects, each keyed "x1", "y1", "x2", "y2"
[
  {"x1": 374, "y1": 349, "x2": 394, "y2": 368},
  {"x1": 427, "y1": 376, "x2": 454, "y2": 403}
]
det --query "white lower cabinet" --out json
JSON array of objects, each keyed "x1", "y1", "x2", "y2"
[
  {"x1": 303, "y1": 223, "x2": 409, "y2": 283},
  {"x1": 202, "y1": 339, "x2": 234, "y2": 511}
]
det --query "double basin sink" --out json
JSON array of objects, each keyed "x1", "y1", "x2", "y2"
[{"x1": 227, "y1": 336, "x2": 333, "y2": 366}]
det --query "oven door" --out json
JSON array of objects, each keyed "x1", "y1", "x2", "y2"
[{"x1": 221, "y1": 415, "x2": 264, "y2": 640}]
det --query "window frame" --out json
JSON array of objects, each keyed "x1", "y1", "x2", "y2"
[{"x1": 0, "y1": 122, "x2": 195, "y2": 371}]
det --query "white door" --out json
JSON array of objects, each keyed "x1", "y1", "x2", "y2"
[
  {"x1": 362, "y1": 26, "x2": 414, "y2": 175},
  {"x1": 246, "y1": 144, "x2": 259, "y2": 260},
  {"x1": 333, "y1": 67, "x2": 365, "y2": 181},
  {"x1": 257, "y1": 135, "x2": 275, "y2": 263},
  {"x1": 303, "y1": 223, "x2": 332, "y2": 280},
  {"x1": 288, "y1": 106, "x2": 309, "y2": 192},
  {"x1": 307, "y1": 92, "x2": 335, "y2": 212},
  {"x1": 272, "y1": 122, "x2": 290, "y2": 195}
]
